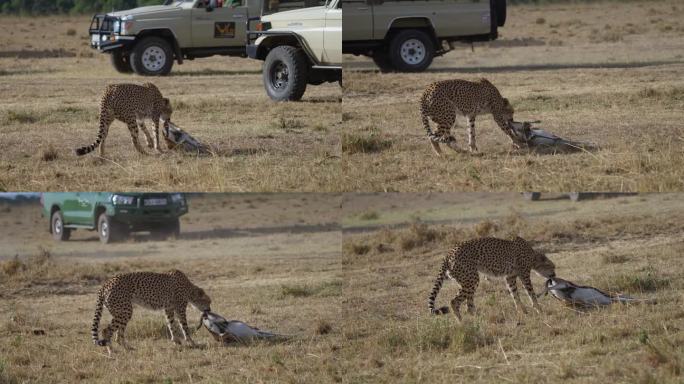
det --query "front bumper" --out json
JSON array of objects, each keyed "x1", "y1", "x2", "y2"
[
  {"x1": 89, "y1": 14, "x2": 136, "y2": 52},
  {"x1": 110, "y1": 204, "x2": 188, "y2": 227}
]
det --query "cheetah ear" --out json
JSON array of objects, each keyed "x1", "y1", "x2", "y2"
[
  {"x1": 502, "y1": 98, "x2": 510, "y2": 106},
  {"x1": 163, "y1": 98, "x2": 171, "y2": 106}
]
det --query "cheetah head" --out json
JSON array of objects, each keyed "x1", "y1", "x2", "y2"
[
  {"x1": 531, "y1": 251, "x2": 556, "y2": 279},
  {"x1": 159, "y1": 98, "x2": 173, "y2": 122},
  {"x1": 499, "y1": 98, "x2": 515, "y2": 125},
  {"x1": 189, "y1": 286, "x2": 212, "y2": 313}
]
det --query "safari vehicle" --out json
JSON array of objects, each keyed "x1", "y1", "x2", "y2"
[
  {"x1": 247, "y1": 0, "x2": 342, "y2": 101},
  {"x1": 88, "y1": 0, "x2": 319, "y2": 75},
  {"x1": 41, "y1": 193, "x2": 188, "y2": 244},
  {"x1": 342, "y1": 0, "x2": 507, "y2": 72}
]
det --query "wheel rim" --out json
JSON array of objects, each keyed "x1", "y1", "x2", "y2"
[
  {"x1": 400, "y1": 38, "x2": 426, "y2": 65},
  {"x1": 54, "y1": 217, "x2": 62, "y2": 235},
  {"x1": 270, "y1": 61, "x2": 289, "y2": 90},
  {"x1": 142, "y1": 46, "x2": 166, "y2": 72},
  {"x1": 101, "y1": 221, "x2": 109, "y2": 239}
]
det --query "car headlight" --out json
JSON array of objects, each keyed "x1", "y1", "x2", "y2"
[
  {"x1": 112, "y1": 194, "x2": 136, "y2": 205},
  {"x1": 112, "y1": 20, "x2": 121, "y2": 33},
  {"x1": 171, "y1": 193, "x2": 185, "y2": 205}
]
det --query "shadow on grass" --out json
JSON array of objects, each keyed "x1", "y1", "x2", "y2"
[{"x1": 348, "y1": 60, "x2": 684, "y2": 74}]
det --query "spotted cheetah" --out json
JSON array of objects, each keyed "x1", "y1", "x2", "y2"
[
  {"x1": 91, "y1": 270, "x2": 211, "y2": 354},
  {"x1": 75, "y1": 83, "x2": 172, "y2": 157},
  {"x1": 428, "y1": 237, "x2": 555, "y2": 320},
  {"x1": 420, "y1": 78, "x2": 517, "y2": 155}
]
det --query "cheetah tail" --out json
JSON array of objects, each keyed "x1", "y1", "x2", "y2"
[
  {"x1": 75, "y1": 113, "x2": 108, "y2": 156},
  {"x1": 428, "y1": 258, "x2": 450, "y2": 315},
  {"x1": 91, "y1": 287, "x2": 107, "y2": 346}
]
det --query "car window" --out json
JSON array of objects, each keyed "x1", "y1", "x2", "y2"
[{"x1": 264, "y1": 0, "x2": 326, "y2": 14}]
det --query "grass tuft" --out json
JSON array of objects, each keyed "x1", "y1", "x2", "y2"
[
  {"x1": 40, "y1": 145, "x2": 58, "y2": 162},
  {"x1": 342, "y1": 133, "x2": 392, "y2": 154},
  {"x1": 608, "y1": 268, "x2": 670, "y2": 292},
  {"x1": 398, "y1": 222, "x2": 442, "y2": 251},
  {"x1": 4, "y1": 110, "x2": 38, "y2": 124}
]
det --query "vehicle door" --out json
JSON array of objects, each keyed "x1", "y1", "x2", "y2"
[
  {"x1": 67, "y1": 192, "x2": 96, "y2": 226},
  {"x1": 342, "y1": 0, "x2": 374, "y2": 41},
  {"x1": 191, "y1": 0, "x2": 248, "y2": 47},
  {"x1": 323, "y1": 0, "x2": 342, "y2": 64}
]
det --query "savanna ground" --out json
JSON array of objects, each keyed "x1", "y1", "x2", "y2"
[
  {"x1": 340, "y1": 193, "x2": 683, "y2": 382},
  {"x1": 0, "y1": 193, "x2": 344, "y2": 383},
  {"x1": 0, "y1": 16, "x2": 342, "y2": 192},
  {"x1": 342, "y1": 0, "x2": 684, "y2": 191}
]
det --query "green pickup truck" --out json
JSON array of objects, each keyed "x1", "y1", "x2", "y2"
[{"x1": 41, "y1": 193, "x2": 188, "y2": 244}]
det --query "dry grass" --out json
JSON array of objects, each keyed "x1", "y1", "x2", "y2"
[
  {"x1": 340, "y1": 193, "x2": 684, "y2": 383},
  {"x1": 0, "y1": 16, "x2": 341, "y2": 192},
  {"x1": 0, "y1": 194, "x2": 343, "y2": 383},
  {"x1": 342, "y1": 0, "x2": 684, "y2": 192}
]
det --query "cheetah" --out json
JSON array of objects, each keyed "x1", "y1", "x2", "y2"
[
  {"x1": 419, "y1": 78, "x2": 517, "y2": 155},
  {"x1": 91, "y1": 270, "x2": 211, "y2": 354},
  {"x1": 427, "y1": 237, "x2": 555, "y2": 321},
  {"x1": 75, "y1": 83, "x2": 172, "y2": 157}
]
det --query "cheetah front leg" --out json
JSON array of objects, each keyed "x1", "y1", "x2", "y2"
[
  {"x1": 176, "y1": 306, "x2": 197, "y2": 347},
  {"x1": 505, "y1": 275, "x2": 527, "y2": 314},
  {"x1": 466, "y1": 116, "x2": 478, "y2": 153},
  {"x1": 153, "y1": 118, "x2": 163, "y2": 154},
  {"x1": 125, "y1": 119, "x2": 147, "y2": 155},
  {"x1": 137, "y1": 117, "x2": 154, "y2": 149},
  {"x1": 520, "y1": 273, "x2": 542, "y2": 314},
  {"x1": 165, "y1": 308, "x2": 181, "y2": 345}
]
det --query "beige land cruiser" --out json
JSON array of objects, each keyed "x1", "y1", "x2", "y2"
[
  {"x1": 247, "y1": 0, "x2": 342, "y2": 101},
  {"x1": 342, "y1": 0, "x2": 507, "y2": 72},
  {"x1": 88, "y1": 0, "x2": 320, "y2": 75}
]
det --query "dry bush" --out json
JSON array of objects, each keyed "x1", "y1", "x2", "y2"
[
  {"x1": 316, "y1": 320, "x2": 333, "y2": 335},
  {"x1": 607, "y1": 269, "x2": 671, "y2": 293},
  {"x1": 382, "y1": 318, "x2": 491, "y2": 355},
  {"x1": 398, "y1": 222, "x2": 442, "y2": 251},
  {"x1": 65, "y1": 28, "x2": 76, "y2": 36},
  {"x1": 3, "y1": 110, "x2": 38, "y2": 124},
  {"x1": 342, "y1": 133, "x2": 392, "y2": 154},
  {"x1": 343, "y1": 241, "x2": 370, "y2": 256},
  {"x1": 40, "y1": 145, "x2": 58, "y2": 162},
  {"x1": 602, "y1": 253, "x2": 630, "y2": 264},
  {"x1": 280, "y1": 280, "x2": 342, "y2": 298},
  {"x1": 358, "y1": 211, "x2": 379, "y2": 221},
  {"x1": 474, "y1": 220, "x2": 498, "y2": 237}
]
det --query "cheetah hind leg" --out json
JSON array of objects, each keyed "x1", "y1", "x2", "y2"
[{"x1": 115, "y1": 326, "x2": 135, "y2": 351}]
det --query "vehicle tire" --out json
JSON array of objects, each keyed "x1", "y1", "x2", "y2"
[
  {"x1": 388, "y1": 29, "x2": 434, "y2": 72},
  {"x1": 130, "y1": 36, "x2": 174, "y2": 76},
  {"x1": 523, "y1": 192, "x2": 541, "y2": 201},
  {"x1": 110, "y1": 50, "x2": 133, "y2": 73},
  {"x1": 371, "y1": 50, "x2": 394, "y2": 73},
  {"x1": 263, "y1": 46, "x2": 308, "y2": 101},
  {"x1": 98, "y1": 213, "x2": 121, "y2": 244},
  {"x1": 51, "y1": 211, "x2": 71, "y2": 241},
  {"x1": 493, "y1": 0, "x2": 507, "y2": 27}
]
